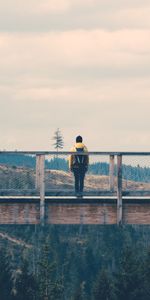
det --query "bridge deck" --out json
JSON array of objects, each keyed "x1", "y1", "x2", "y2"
[{"x1": 1, "y1": 196, "x2": 150, "y2": 203}]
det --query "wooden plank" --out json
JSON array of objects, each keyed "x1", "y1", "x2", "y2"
[
  {"x1": 35, "y1": 154, "x2": 41, "y2": 191},
  {"x1": 46, "y1": 204, "x2": 117, "y2": 225},
  {"x1": 109, "y1": 155, "x2": 115, "y2": 191},
  {"x1": 117, "y1": 155, "x2": 122, "y2": 225},
  {"x1": 0, "y1": 198, "x2": 40, "y2": 204},
  {"x1": 0, "y1": 189, "x2": 117, "y2": 197},
  {"x1": 123, "y1": 203, "x2": 150, "y2": 224},
  {"x1": 39, "y1": 155, "x2": 45, "y2": 226},
  {"x1": 123, "y1": 191, "x2": 150, "y2": 196},
  {"x1": 45, "y1": 190, "x2": 116, "y2": 196},
  {"x1": 1, "y1": 189, "x2": 150, "y2": 197},
  {"x1": 45, "y1": 198, "x2": 117, "y2": 204},
  {"x1": 0, "y1": 189, "x2": 38, "y2": 196},
  {"x1": 0, "y1": 203, "x2": 40, "y2": 224}
]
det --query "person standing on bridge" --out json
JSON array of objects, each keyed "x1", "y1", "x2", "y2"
[{"x1": 69, "y1": 136, "x2": 89, "y2": 197}]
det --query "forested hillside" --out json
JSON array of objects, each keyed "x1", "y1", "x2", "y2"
[
  {"x1": 0, "y1": 164, "x2": 150, "y2": 191},
  {"x1": 0, "y1": 225, "x2": 150, "y2": 300},
  {"x1": 0, "y1": 153, "x2": 150, "y2": 182}
]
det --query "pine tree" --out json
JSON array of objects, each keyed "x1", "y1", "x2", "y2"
[
  {"x1": 115, "y1": 247, "x2": 142, "y2": 300},
  {"x1": 52, "y1": 128, "x2": 64, "y2": 152},
  {"x1": 140, "y1": 250, "x2": 150, "y2": 300},
  {"x1": 52, "y1": 128, "x2": 64, "y2": 170},
  {"x1": 73, "y1": 282, "x2": 86, "y2": 300},
  {"x1": 14, "y1": 259, "x2": 36, "y2": 300},
  {"x1": 37, "y1": 242, "x2": 63, "y2": 300},
  {"x1": 93, "y1": 269, "x2": 116, "y2": 300},
  {"x1": 0, "y1": 250, "x2": 13, "y2": 300}
]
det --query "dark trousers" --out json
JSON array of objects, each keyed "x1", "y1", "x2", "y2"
[{"x1": 73, "y1": 168, "x2": 86, "y2": 193}]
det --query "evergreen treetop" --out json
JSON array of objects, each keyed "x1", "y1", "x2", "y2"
[{"x1": 52, "y1": 128, "x2": 64, "y2": 151}]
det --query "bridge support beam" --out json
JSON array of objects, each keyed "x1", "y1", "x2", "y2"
[
  {"x1": 36, "y1": 154, "x2": 45, "y2": 226},
  {"x1": 109, "y1": 155, "x2": 115, "y2": 191},
  {"x1": 117, "y1": 155, "x2": 122, "y2": 225}
]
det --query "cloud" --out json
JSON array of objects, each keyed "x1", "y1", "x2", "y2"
[
  {"x1": 0, "y1": 0, "x2": 70, "y2": 14},
  {"x1": 0, "y1": 2, "x2": 150, "y2": 150},
  {"x1": 0, "y1": 0, "x2": 150, "y2": 32},
  {"x1": 33, "y1": 0, "x2": 71, "y2": 14},
  {"x1": 0, "y1": 30, "x2": 150, "y2": 81}
]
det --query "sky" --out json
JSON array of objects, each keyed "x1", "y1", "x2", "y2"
[{"x1": 0, "y1": 0, "x2": 150, "y2": 151}]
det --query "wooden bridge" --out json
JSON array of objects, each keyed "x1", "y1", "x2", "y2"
[{"x1": 0, "y1": 151, "x2": 150, "y2": 225}]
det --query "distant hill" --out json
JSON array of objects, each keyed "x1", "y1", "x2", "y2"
[
  {"x1": 0, "y1": 153, "x2": 68, "y2": 171},
  {"x1": 89, "y1": 161, "x2": 150, "y2": 183},
  {"x1": 0, "y1": 153, "x2": 150, "y2": 183},
  {"x1": 0, "y1": 164, "x2": 150, "y2": 191}
]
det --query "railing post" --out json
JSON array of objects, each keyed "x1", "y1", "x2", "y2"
[
  {"x1": 36, "y1": 154, "x2": 40, "y2": 190},
  {"x1": 36, "y1": 154, "x2": 45, "y2": 226},
  {"x1": 109, "y1": 155, "x2": 115, "y2": 191},
  {"x1": 117, "y1": 155, "x2": 122, "y2": 225}
]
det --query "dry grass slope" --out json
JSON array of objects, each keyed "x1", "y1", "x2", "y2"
[{"x1": 0, "y1": 165, "x2": 150, "y2": 191}]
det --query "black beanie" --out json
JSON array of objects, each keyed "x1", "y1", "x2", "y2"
[{"x1": 76, "y1": 136, "x2": 83, "y2": 143}]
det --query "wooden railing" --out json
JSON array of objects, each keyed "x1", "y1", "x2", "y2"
[{"x1": 1, "y1": 151, "x2": 150, "y2": 225}]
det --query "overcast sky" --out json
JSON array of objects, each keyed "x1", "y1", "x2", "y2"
[{"x1": 0, "y1": 0, "x2": 150, "y2": 151}]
